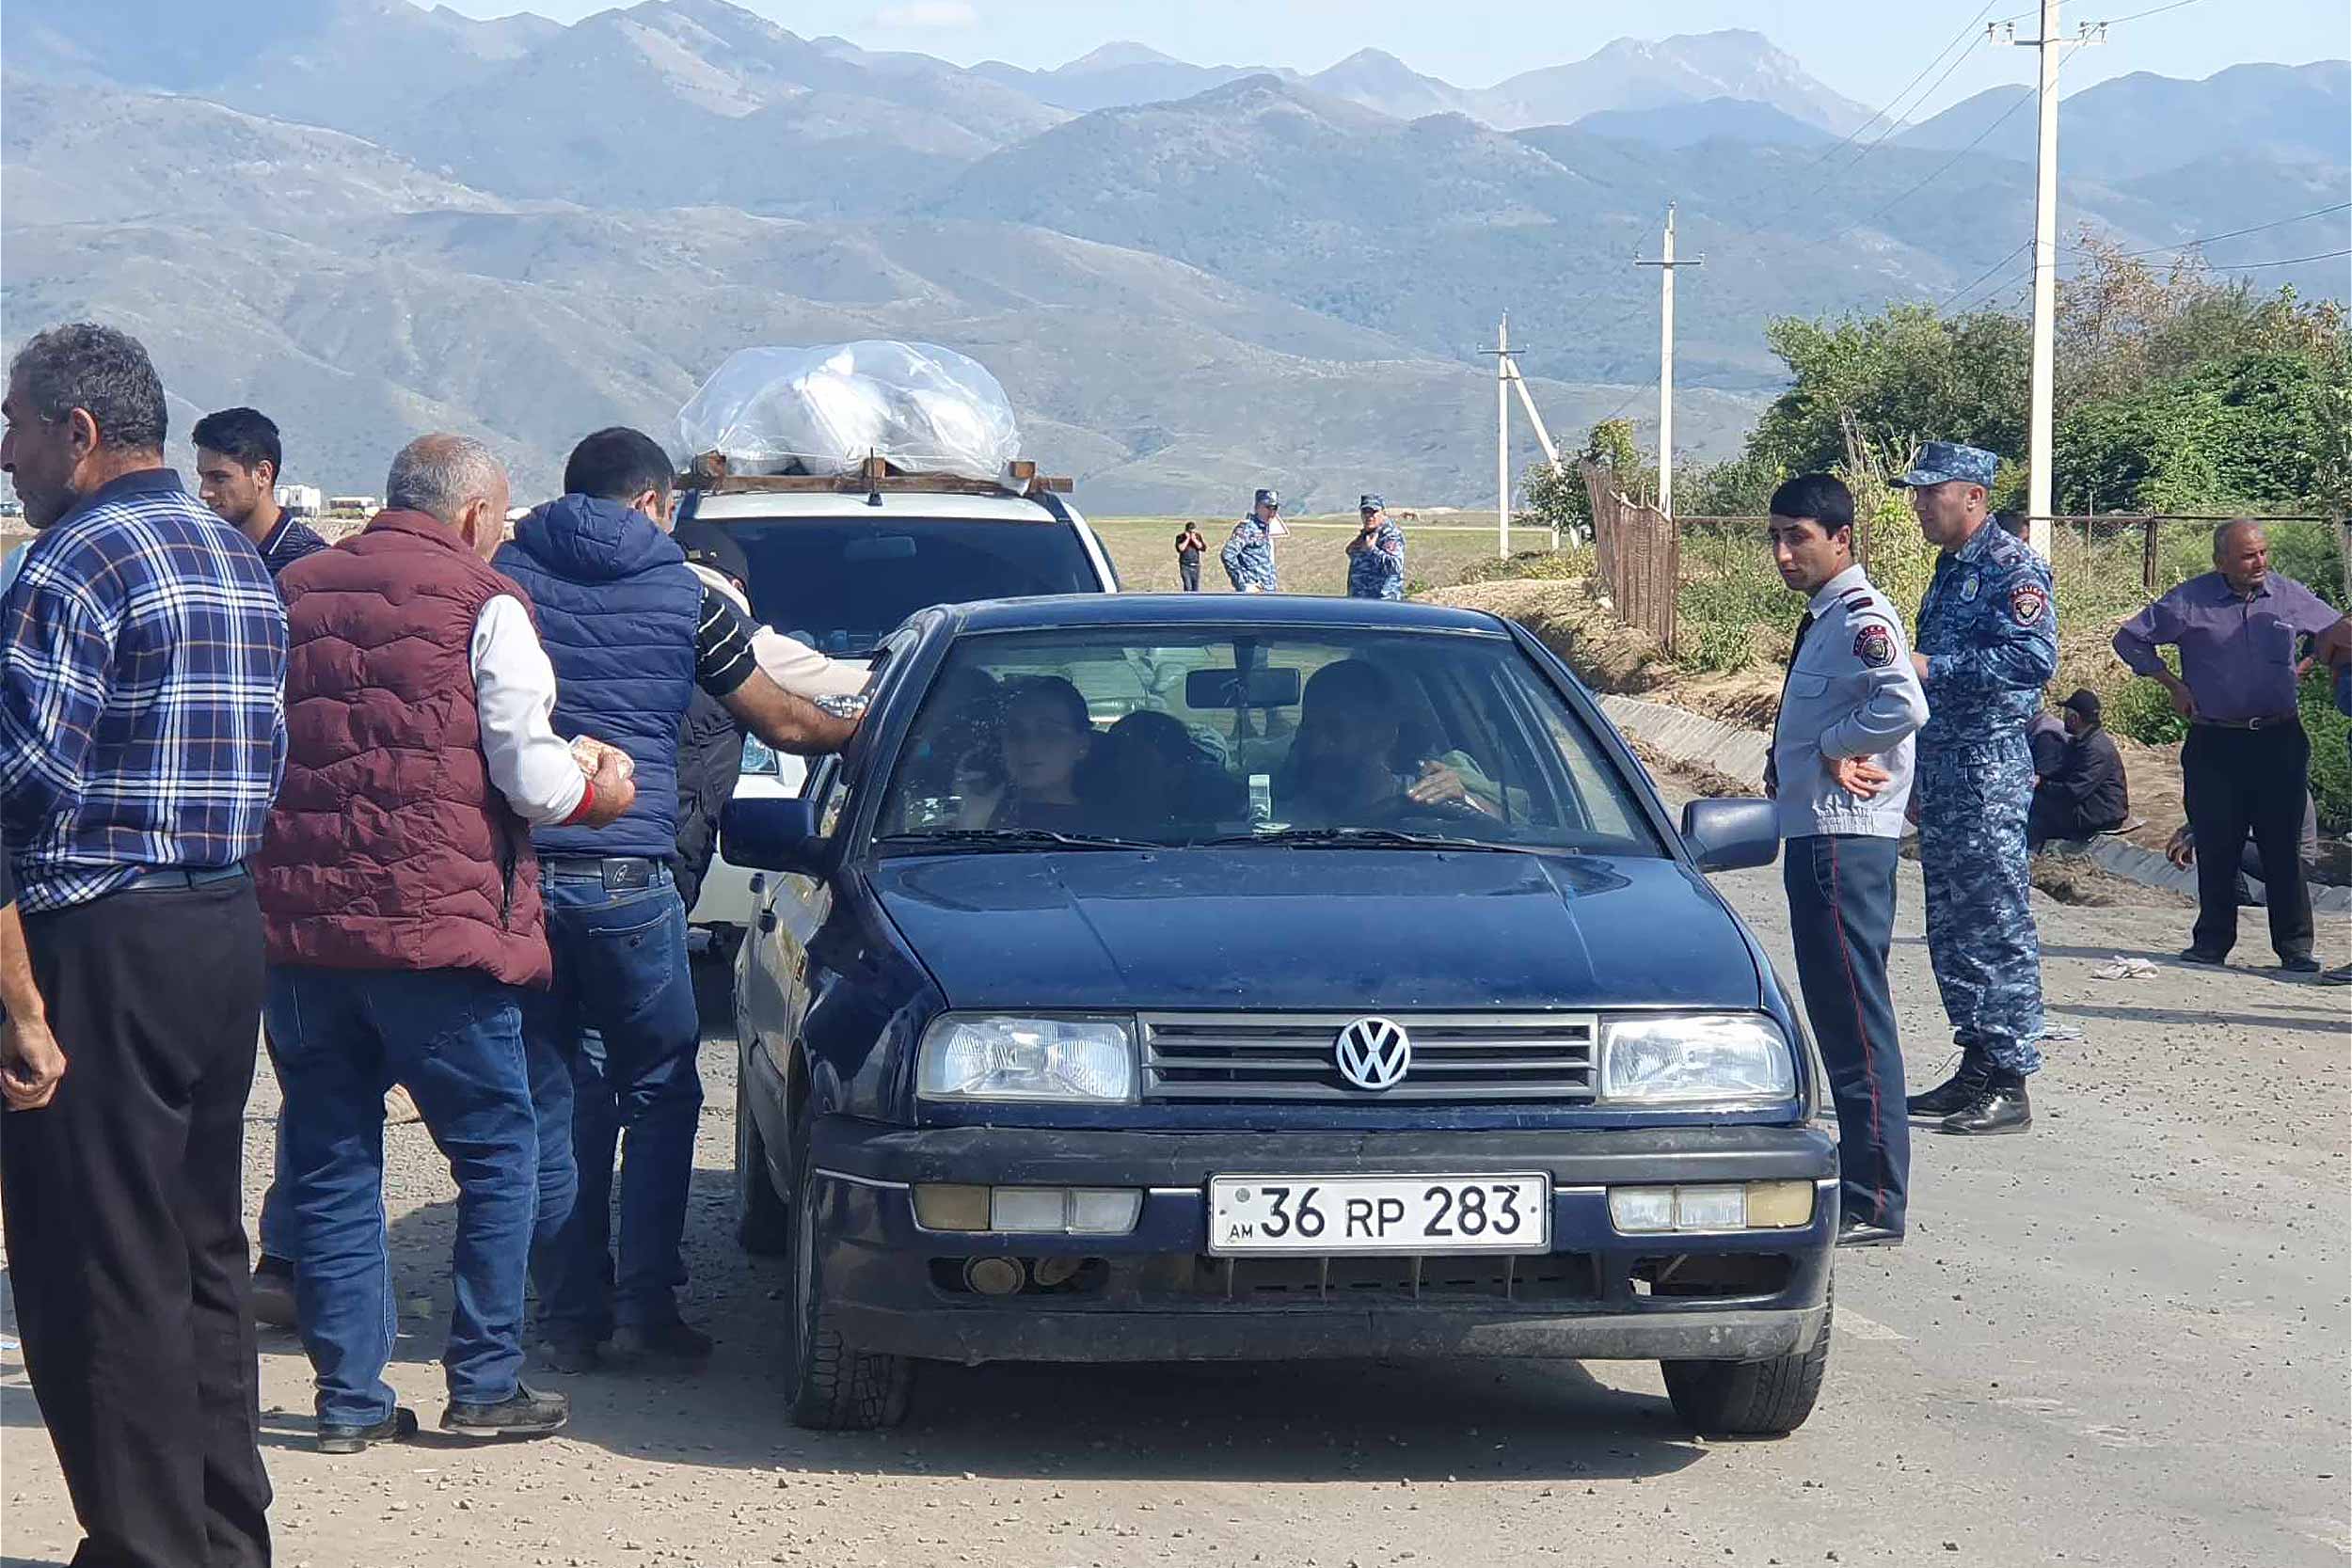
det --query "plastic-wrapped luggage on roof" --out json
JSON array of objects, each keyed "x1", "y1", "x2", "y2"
[{"x1": 675, "y1": 341, "x2": 1021, "y2": 483}]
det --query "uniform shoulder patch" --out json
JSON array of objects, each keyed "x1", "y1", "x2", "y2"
[
  {"x1": 2009, "y1": 582, "x2": 2048, "y2": 626},
  {"x1": 1853, "y1": 623, "x2": 1896, "y2": 668}
]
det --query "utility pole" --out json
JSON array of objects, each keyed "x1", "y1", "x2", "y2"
[
  {"x1": 2002, "y1": 2, "x2": 2102, "y2": 560},
  {"x1": 1635, "y1": 205, "x2": 1701, "y2": 517},
  {"x1": 1496, "y1": 313, "x2": 1512, "y2": 558}
]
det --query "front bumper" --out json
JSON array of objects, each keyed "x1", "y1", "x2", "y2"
[{"x1": 807, "y1": 1117, "x2": 1838, "y2": 1367}]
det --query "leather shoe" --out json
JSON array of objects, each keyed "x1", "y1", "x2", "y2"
[
  {"x1": 2278, "y1": 955, "x2": 2322, "y2": 974},
  {"x1": 2178, "y1": 946, "x2": 2228, "y2": 966},
  {"x1": 1906, "y1": 1052, "x2": 1989, "y2": 1118},
  {"x1": 443, "y1": 1383, "x2": 569, "y2": 1438},
  {"x1": 250, "y1": 1256, "x2": 297, "y2": 1331},
  {"x1": 1836, "y1": 1219, "x2": 1904, "y2": 1247},
  {"x1": 1939, "y1": 1072, "x2": 2031, "y2": 1135},
  {"x1": 536, "y1": 1334, "x2": 603, "y2": 1375},
  {"x1": 317, "y1": 1406, "x2": 419, "y2": 1455}
]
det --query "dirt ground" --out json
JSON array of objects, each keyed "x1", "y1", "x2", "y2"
[{"x1": 4, "y1": 798, "x2": 2346, "y2": 1567}]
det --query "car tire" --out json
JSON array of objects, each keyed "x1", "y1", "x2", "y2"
[
  {"x1": 1660, "y1": 1279, "x2": 1832, "y2": 1437},
  {"x1": 783, "y1": 1096, "x2": 913, "y2": 1430},
  {"x1": 734, "y1": 1053, "x2": 792, "y2": 1256}
]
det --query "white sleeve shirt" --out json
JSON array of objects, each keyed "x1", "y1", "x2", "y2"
[{"x1": 469, "y1": 594, "x2": 586, "y2": 826}]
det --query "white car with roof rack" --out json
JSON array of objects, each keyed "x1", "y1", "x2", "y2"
[{"x1": 679, "y1": 460, "x2": 1120, "y2": 942}]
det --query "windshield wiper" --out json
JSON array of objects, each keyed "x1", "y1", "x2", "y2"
[
  {"x1": 876, "y1": 829, "x2": 1161, "y2": 852},
  {"x1": 1197, "y1": 826, "x2": 1519, "y2": 851}
]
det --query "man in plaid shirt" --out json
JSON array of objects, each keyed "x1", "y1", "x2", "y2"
[{"x1": 0, "y1": 322, "x2": 285, "y2": 1568}]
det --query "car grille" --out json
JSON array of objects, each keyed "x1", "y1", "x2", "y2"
[{"x1": 1139, "y1": 1012, "x2": 1598, "y2": 1102}]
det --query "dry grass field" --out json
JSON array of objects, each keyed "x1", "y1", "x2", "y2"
[{"x1": 1089, "y1": 512, "x2": 1547, "y2": 597}]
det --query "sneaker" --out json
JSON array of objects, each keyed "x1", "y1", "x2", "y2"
[
  {"x1": 251, "y1": 1256, "x2": 297, "y2": 1331},
  {"x1": 442, "y1": 1383, "x2": 569, "y2": 1439},
  {"x1": 611, "y1": 1320, "x2": 714, "y2": 1366},
  {"x1": 317, "y1": 1406, "x2": 419, "y2": 1455}
]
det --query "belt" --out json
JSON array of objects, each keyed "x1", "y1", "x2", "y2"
[
  {"x1": 540, "y1": 855, "x2": 663, "y2": 891},
  {"x1": 2191, "y1": 714, "x2": 2301, "y2": 731},
  {"x1": 119, "y1": 864, "x2": 251, "y2": 893}
]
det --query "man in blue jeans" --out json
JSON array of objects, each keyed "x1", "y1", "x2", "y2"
[
  {"x1": 498, "y1": 428, "x2": 856, "y2": 1371},
  {"x1": 254, "y1": 435, "x2": 638, "y2": 1452}
]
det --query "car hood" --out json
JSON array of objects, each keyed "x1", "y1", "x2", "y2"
[{"x1": 867, "y1": 848, "x2": 1761, "y2": 1013}]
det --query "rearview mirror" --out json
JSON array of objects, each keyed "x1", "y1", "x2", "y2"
[
  {"x1": 1680, "y1": 799, "x2": 1780, "y2": 874},
  {"x1": 723, "y1": 796, "x2": 828, "y2": 876},
  {"x1": 1184, "y1": 666, "x2": 1303, "y2": 709}
]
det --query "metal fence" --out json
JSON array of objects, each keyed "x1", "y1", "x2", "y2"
[{"x1": 1580, "y1": 462, "x2": 1682, "y2": 653}]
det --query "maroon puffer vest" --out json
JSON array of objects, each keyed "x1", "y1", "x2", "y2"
[{"x1": 255, "y1": 511, "x2": 551, "y2": 987}]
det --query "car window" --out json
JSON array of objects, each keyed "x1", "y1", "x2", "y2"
[
  {"x1": 874, "y1": 627, "x2": 1663, "y2": 856},
  {"x1": 714, "y1": 516, "x2": 1102, "y2": 657}
]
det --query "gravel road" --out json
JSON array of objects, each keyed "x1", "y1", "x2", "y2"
[{"x1": 5, "y1": 799, "x2": 2345, "y2": 1568}]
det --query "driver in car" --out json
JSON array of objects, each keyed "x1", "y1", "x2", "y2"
[{"x1": 1278, "y1": 659, "x2": 1490, "y2": 826}]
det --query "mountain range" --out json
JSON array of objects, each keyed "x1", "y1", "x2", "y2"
[{"x1": 3, "y1": 0, "x2": 2344, "y2": 510}]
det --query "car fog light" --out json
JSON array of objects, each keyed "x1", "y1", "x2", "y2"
[
  {"x1": 914, "y1": 1183, "x2": 992, "y2": 1231},
  {"x1": 1031, "y1": 1257, "x2": 1086, "y2": 1288},
  {"x1": 1608, "y1": 1186, "x2": 1677, "y2": 1233},
  {"x1": 1743, "y1": 1180, "x2": 1814, "y2": 1228},
  {"x1": 990, "y1": 1187, "x2": 1069, "y2": 1232},
  {"x1": 1673, "y1": 1185, "x2": 1746, "y2": 1231},
  {"x1": 1068, "y1": 1189, "x2": 1142, "y2": 1235}
]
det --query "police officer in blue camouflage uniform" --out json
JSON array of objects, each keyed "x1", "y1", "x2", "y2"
[
  {"x1": 1222, "y1": 486, "x2": 1280, "y2": 593},
  {"x1": 1895, "y1": 442, "x2": 2058, "y2": 1135},
  {"x1": 1345, "y1": 493, "x2": 1406, "y2": 601}
]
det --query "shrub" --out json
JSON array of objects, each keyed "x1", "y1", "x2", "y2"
[
  {"x1": 2302, "y1": 668, "x2": 2351, "y2": 835},
  {"x1": 2107, "y1": 672, "x2": 2189, "y2": 747}
]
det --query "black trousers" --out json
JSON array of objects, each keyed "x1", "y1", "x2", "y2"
[
  {"x1": 2026, "y1": 790, "x2": 2122, "y2": 850},
  {"x1": 1783, "y1": 834, "x2": 1910, "y2": 1232},
  {"x1": 2184, "y1": 722, "x2": 2313, "y2": 961},
  {"x1": 1, "y1": 879, "x2": 273, "y2": 1568},
  {"x1": 1179, "y1": 558, "x2": 1201, "y2": 592}
]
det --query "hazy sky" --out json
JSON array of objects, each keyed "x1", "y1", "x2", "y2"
[{"x1": 436, "y1": 0, "x2": 2349, "y2": 117}]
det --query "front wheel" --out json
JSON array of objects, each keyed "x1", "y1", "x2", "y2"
[
  {"x1": 1661, "y1": 1281, "x2": 1832, "y2": 1437},
  {"x1": 784, "y1": 1097, "x2": 912, "y2": 1430}
]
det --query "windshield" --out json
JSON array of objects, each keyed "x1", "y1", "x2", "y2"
[
  {"x1": 718, "y1": 515, "x2": 1101, "y2": 657},
  {"x1": 877, "y1": 627, "x2": 1664, "y2": 856}
]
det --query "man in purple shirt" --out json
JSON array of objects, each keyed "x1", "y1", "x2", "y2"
[{"x1": 2113, "y1": 520, "x2": 2346, "y2": 973}]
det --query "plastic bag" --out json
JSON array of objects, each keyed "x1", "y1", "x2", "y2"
[{"x1": 676, "y1": 341, "x2": 1021, "y2": 483}]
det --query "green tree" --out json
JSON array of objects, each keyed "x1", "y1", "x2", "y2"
[{"x1": 1745, "y1": 305, "x2": 2028, "y2": 479}]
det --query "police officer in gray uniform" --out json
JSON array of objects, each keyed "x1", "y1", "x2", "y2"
[
  {"x1": 1896, "y1": 442, "x2": 2058, "y2": 1135},
  {"x1": 1765, "y1": 475, "x2": 1928, "y2": 1244}
]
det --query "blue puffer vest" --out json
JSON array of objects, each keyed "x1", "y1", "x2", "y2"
[{"x1": 495, "y1": 496, "x2": 701, "y2": 862}]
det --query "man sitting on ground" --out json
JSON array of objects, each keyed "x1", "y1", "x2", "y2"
[{"x1": 2026, "y1": 689, "x2": 2129, "y2": 850}]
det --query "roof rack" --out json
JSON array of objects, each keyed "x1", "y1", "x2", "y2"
[{"x1": 677, "y1": 451, "x2": 1073, "y2": 497}]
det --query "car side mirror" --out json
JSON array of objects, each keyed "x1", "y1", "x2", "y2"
[
  {"x1": 1680, "y1": 799, "x2": 1780, "y2": 874},
  {"x1": 723, "y1": 796, "x2": 827, "y2": 876}
]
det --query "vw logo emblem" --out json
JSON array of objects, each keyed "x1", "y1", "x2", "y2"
[{"x1": 1334, "y1": 1017, "x2": 1411, "y2": 1092}]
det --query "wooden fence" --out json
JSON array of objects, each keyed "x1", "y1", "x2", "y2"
[{"x1": 1580, "y1": 461, "x2": 1680, "y2": 654}]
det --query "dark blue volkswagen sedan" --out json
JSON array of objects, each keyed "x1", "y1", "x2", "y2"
[{"x1": 724, "y1": 594, "x2": 1835, "y2": 1433}]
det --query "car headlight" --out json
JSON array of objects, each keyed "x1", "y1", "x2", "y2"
[
  {"x1": 1598, "y1": 1014, "x2": 1794, "y2": 1106},
  {"x1": 917, "y1": 1015, "x2": 1136, "y2": 1103}
]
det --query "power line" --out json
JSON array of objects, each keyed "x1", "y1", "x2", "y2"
[
  {"x1": 1937, "y1": 239, "x2": 2035, "y2": 315},
  {"x1": 1795, "y1": 4, "x2": 1999, "y2": 187},
  {"x1": 2075, "y1": 201, "x2": 2352, "y2": 259},
  {"x1": 2202, "y1": 247, "x2": 2352, "y2": 271},
  {"x1": 1818, "y1": 31, "x2": 1992, "y2": 191},
  {"x1": 2092, "y1": 0, "x2": 2204, "y2": 24},
  {"x1": 1829, "y1": 86, "x2": 2035, "y2": 245}
]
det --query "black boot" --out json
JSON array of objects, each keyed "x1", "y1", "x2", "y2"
[
  {"x1": 1906, "y1": 1045, "x2": 1989, "y2": 1119},
  {"x1": 1939, "y1": 1069, "x2": 2031, "y2": 1135}
]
